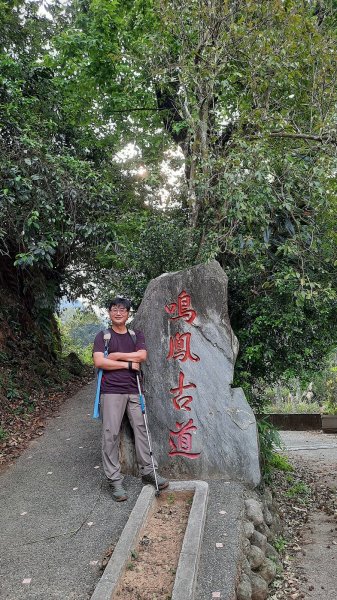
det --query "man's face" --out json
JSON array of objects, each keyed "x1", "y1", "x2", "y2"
[{"x1": 109, "y1": 304, "x2": 129, "y2": 326}]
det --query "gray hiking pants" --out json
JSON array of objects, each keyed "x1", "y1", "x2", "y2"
[{"x1": 100, "y1": 393, "x2": 158, "y2": 484}]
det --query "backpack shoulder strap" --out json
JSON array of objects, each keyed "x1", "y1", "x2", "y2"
[
  {"x1": 127, "y1": 328, "x2": 137, "y2": 346},
  {"x1": 103, "y1": 329, "x2": 111, "y2": 352}
]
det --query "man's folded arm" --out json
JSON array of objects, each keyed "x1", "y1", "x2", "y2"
[
  {"x1": 93, "y1": 352, "x2": 140, "y2": 371},
  {"x1": 107, "y1": 349, "x2": 147, "y2": 363}
]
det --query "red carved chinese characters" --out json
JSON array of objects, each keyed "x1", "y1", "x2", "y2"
[
  {"x1": 166, "y1": 332, "x2": 200, "y2": 363},
  {"x1": 165, "y1": 290, "x2": 197, "y2": 325},
  {"x1": 165, "y1": 289, "x2": 201, "y2": 459},
  {"x1": 169, "y1": 419, "x2": 201, "y2": 458},
  {"x1": 169, "y1": 371, "x2": 196, "y2": 412}
]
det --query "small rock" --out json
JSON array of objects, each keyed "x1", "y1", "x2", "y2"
[
  {"x1": 245, "y1": 499, "x2": 264, "y2": 526},
  {"x1": 237, "y1": 573, "x2": 252, "y2": 600},
  {"x1": 241, "y1": 556, "x2": 252, "y2": 577},
  {"x1": 256, "y1": 521, "x2": 271, "y2": 540},
  {"x1": 251, "y1": 573, "x2": 269, "y2": 600},
  {"x1": 263, "y1": 507, "x2": 273, "y2": 526},
  {"x1": 263, "y1": 487, "x2": 273, "y2": 509},
  {"x1": 270, "y1": 513, "x2": 282, "y2": 536},
  {"x1": 265, "y1": 542, "x2": 279, "y2": 561},
  {"x1": 248, "y1": 545, "x2": 265, "y2": 569},
  {"x1": 251, "y1": 530, "x2": 267, "y2": 553},
  {"x1": 244, "y1": 520, "x2": 255, "y2": 539},
  {"x1": 257, "y1": 557, "x2": 277, "y2": 584}
]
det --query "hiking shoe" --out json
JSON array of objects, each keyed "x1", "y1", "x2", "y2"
[
  {"x1": 142, "y1": 473, "x2": 169, "y2": 490},
  {"x1": 110, "y1": 484, "x2": 128, "y2": 502}
]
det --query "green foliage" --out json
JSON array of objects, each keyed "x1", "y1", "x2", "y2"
[
  {"x1": 257, "y1": 418, "x2": 283, "y2": 483},
  {"x1": 58, "y1": 0, "x2": 337, "y2": 388},
  {"x1": 286, "y1": 481, "x2": 311, "y2": 503},
  {"x1": 311, "y1": 351, "x2": 337, "y2": 414},
  {"x1": 58, "y1": 309, "x2": 103, "y2": 366},
  {"x1": 126, "y1": 547, "x2": 139, "y2": 570},
  {"x1": 1, "y1": 0, "x2": 337, "y2": 424},
  {"x1": 59, "y1": 308, "x2": 103, "y2": 346},
  {"x1": 0, "y1": 427, "x2": 8, "y2": 441},
  {"x1": 262, "y1": 351, "x2": 337, "y2": 414},
  {"x1": 273, "y1": 536, "x2": 287, "y2": 553},
  {"x1": 96, "y1": 210, "x2": 200, "y2": 307},
  {"x1": 167, "y1": 493, "x2": 175, "y2": 505},
  {"x1": 0, "y1": 0, "x2": 140, "y2": 368},
  {"x1": 269, "y1": 453, "x2": 294, "y2": 473},
  {"x1": 261, "y1": 378, "x2": 319, "y2": 414}
]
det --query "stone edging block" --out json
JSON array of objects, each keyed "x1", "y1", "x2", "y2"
[{"x1": 90, "y1": 480, "x2": 209, "y2": 600}]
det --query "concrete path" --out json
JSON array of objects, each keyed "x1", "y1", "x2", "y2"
[
  {"x1": 280, "y1": 430, "x2": 337, "y2": 600},
  {"x1": 195, "y1": 480, "x2": 244, "y2": 600},
  {"x1": 0, "y1": 382, "x2": 143, "y2": 600},
  {"x1": 0, "y1": 382, "x2": 245, "y2": 600},
  {"x1": 280, "y1": 429, "x2": 337, "y2": 463}
]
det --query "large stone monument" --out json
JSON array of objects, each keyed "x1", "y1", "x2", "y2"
[{"x1": 124, "y1": 260, "x2": 260, "y2": 487}]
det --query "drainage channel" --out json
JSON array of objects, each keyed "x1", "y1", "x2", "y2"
[{"x1": 90, "y1": 480, "x2": 208, "y2": 600}]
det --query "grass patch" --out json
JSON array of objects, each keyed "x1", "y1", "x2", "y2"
[
  {"x1": 0, "y1": 427, "x2": 8, "y2": 441},
  {"x1": 273, "y1": 535, "x2": 287, "y2": 553},
  {"x1": 270, "y1": 453, "x2": 294, "y2": 472},
  {"x1": 286, "y1": 481, "x2": 311, "y2": 503}
]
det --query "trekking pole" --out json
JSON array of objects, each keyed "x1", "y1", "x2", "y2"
[
  {"x1": 136, "y1": 373, "x2": 160, "y2": 497},
  {"x1": 93, "y1": 369, "x2": 103, "y2": 419},
  {"x1": 93, "y1": 331, "x2": 111, "y2": 419}
]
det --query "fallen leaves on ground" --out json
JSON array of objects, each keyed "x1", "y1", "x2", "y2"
[
  {"x1": 0, "y1": 369, "x2": 93, "y2": 470},
  {"x1": 269, "y1": 458, "x2": 337, "y2": 599}
]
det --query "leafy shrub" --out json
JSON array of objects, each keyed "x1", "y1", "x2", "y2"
[{"x1": 257, "y1": 418, "x2": 282, "y2": 483}]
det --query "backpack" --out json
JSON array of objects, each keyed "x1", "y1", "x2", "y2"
[{"x1": 92, "y1": 328, "x2": 138, "y2": 419}]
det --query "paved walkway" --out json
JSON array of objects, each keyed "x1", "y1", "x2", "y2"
[
  {"x1": 280, "y1": 430, "x2": 337, "y2": 600},
  {"x1": 0, "y1": 382, "x2": 244, "y2": 600},
  {"x1": 0, "y1": 382, "x2": 143, "y2": 600},
  {"x1": 280, "y1": 429, "x2": 337, "y2": 461}
]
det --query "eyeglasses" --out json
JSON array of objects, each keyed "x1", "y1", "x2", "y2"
[{"x1": 110, "y1": 306, "x2": 128, "y2": 314}]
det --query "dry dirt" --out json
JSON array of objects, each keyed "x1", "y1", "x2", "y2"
[
  {"x1": 0, "y1": 370, "x2": 93, "y2": 471},
  {"x1": 112, "y1": 490, "x2": 194, "y2": 600}
]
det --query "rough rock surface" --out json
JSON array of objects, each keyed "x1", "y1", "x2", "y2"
[
  {"x1": 265, "y1": 542, "x2": 279, "y2": 561},
  {"x1": 129, "y1": 261, "x2": 260, "y2": 484},
  {"x1": 236, "y1": 487, "x2": 281, "y2": 599},
  {"x1": 243, "y1": 520, "x2": 255, "y2": 539},
  {"x1": 250, "y1": 530, "x2": 267, "y2": 553},
  {"x1": 245, "y1": 499, "x2": 264, "y2": 526},
  {"x1": 237, "y1": 573, "x2": 252, "y2": 600},
  {"x1": 250, "y1": 573, "x2": 269, "y2": 600},
  {"x1": 258, "y1": 557, "x2": 277, "y2": 584},
  {"x1": 248, "y1": 544, "x2": 265, "y2": 569}
]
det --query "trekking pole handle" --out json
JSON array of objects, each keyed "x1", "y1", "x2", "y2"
[{"x1": 136, "y1": 374, "x2": 146, "y2": 413}]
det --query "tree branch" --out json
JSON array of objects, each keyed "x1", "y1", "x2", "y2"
[
  {"x1": 249, "y1": 131, "x2": 337, "y2": 145},
  {"x1": 108, "y1": 107, "x2": 168, "y2": 113}
]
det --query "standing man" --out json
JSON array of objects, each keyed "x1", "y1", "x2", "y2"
[{"x1": 93, "y1": 296, "x2": 169, "y2": 501}]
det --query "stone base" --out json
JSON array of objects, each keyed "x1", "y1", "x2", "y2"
[
  {"x1": 90, "y1": 481, "x2": 208, "y2": 600},
  {"x1": 321, "y1": 414, "x2": 337, "y2": 433}
]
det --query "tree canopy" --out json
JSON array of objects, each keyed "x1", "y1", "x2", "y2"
[{"x1": 1, "y1": 0, "x2": 336, "y2": 400}]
